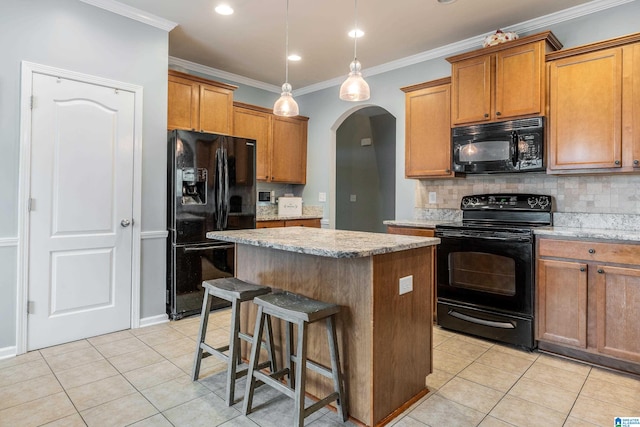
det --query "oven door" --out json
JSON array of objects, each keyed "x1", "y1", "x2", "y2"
[{"x1": 436, "y1": 232, "x2": 533, "y2": 315}]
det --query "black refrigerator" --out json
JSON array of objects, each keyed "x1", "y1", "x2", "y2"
[{"x1": 167, "y1": 130, "x2": 256, "y2": 320}]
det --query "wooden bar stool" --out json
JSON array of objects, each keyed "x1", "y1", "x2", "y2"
[
  {"x1": 243, "y1": 291, "x2": 348, "y2": 426},
  {"x1": 192, "y1": 277, "x2": 276, "y2": 406}
]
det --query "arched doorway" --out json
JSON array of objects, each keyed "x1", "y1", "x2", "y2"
[{"x1": 334, "y1": 106, "x2": 396, "y2": 232}]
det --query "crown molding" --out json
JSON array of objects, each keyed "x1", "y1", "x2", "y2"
[
  {"x1": 169, "y1": 57, "x2": 282, "y2": 93},
  {"x1": 79, "y1": 0, "x2": 177, "y2": 31}
]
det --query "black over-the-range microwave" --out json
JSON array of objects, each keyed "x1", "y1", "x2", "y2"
[{"x1": 451, "y1": 117, "x2": 544, "y2": 174}]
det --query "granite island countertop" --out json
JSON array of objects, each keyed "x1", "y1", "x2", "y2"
[{"x1": 207, "y1": 227, "x2": 439, "y2": 258}]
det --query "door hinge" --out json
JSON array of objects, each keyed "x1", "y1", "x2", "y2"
[
  {"x1": 30, "y1": 95, "x2": 34, "y2": 110},
  {"x1": 166, "y1": 290, "x2": 170, "y2": 305},
  {"x1": 27, "y1": 301, "x2": 35, "y2": 314},
  {"x1": 27, "y1": 198, "x2": 35, "y2": 212}
]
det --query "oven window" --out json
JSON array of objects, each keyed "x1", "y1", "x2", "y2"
[{"x1": 448, "y1": 252, "x2": 516, "y2": 296}]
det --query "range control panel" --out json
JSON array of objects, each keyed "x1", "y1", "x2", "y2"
[{"x1": 461, "y1": 194, "x2": 552, "y2": 211}]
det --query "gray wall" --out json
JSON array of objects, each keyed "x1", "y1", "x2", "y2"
[
  {"x1": 295, "y1": 0, "x2": 640, "y2": 222},
  {"x1": 0, "y1": 0, "x2": 169, "y2": 349}
]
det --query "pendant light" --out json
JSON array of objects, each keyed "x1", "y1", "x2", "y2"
[
  {"x1": 273, "y1": 0, "x2": 299, "y2": 116},
  {"x1": 339, "y1": 0, "x2": 370, "y2": 101}
]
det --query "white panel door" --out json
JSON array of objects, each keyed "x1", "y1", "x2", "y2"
[{"x1": 27, "y1": 73, "x2": 135, "y2": 350}]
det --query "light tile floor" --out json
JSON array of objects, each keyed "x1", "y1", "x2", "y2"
[{"x1": 1, "y1": 308, "x2": 639, "y2": 427}]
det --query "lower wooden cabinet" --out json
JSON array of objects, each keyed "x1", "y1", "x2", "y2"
[
  {"x1": 256, "y1": 218, "x2": 321, "y2": 229},
  {"x1": 536, "y1": 237, "x2": 640, "y2": 372}
]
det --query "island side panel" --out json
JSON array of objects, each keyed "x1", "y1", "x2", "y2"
[
  {"x1": 235, "y1": 244, "x2": 374, "y2": 425},
  {"x1": 372, "y1": 246, "x2": 433, "y2": 424}
]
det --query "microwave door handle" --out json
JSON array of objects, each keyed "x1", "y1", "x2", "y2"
[{"x1": 511, "y1": 131, "x2": 519, "y2": 168}]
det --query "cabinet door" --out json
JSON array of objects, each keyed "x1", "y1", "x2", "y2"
[
  {"x1": 495, "y1": 42, "x2": 543, "y2": 119},
  {"x1": 234, "y1": 107, "x2": 272, "y2": 181},
  {"x1": 548, "y1": 47, "x2": 623, "y2": 171},
  {"x1": 199, "y1": 83, "x2": 233, "y2": 134},
  {"x1": 596, "y1": 265, "x2": 640, "y2": 362},
  {"x1": 271, "y1": 117, "x2": 307, "y2": 184},
  {"x1": 168, "y1": 75, "x2": 199, "y2": 131},
  {"x1": 537, "y1": 259, "x2": 588, "y2": 348},
  {"x1": 451, "y1": 55, "x2": 491, "y2": 125},
  {"x1": 405, "y1": 84, "x2": 452, "y2": 177},
  {"x1": 625, "y1": 43, "x2": 640, "y2": 170}
]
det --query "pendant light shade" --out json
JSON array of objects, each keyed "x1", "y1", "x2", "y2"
[
  {"x1": 340, "y1": 0, "x2": 370, "y2": 101},
  {"x1": 273, "y1": 0, "x2": 299, "y2": 116}
]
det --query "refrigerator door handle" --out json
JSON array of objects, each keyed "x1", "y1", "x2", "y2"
[
  {"x1": 183, "y1": 244, "x2": 235, "y2": 252},
  {"x1": 222, "y1": 146, "x2": 229, "y2": 229}
]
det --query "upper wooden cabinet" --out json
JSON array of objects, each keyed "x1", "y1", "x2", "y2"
[
  {"x1": 168, "y1": 70, "x2": 237, "y2": 135},
  {"x1": 271, "y1": 115, "x2": 308, "y2": 184},
  {"x1": 447, "y1": 31, "x2": 562, "y2": 126},
  {"x1": 233, "y1": 102, "x2": 308, "y2": 184},
  {"x1": 547, "y1": 34, "x2": 640, "y2": 173},
  {"x1": 401, "y1": 78, "x2": 454, "y2": 178}
]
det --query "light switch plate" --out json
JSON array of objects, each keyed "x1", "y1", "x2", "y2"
[
  {"x1": 350, "y1": 194, "x2": 357, "y2": 202},
  {"x1": 319, "y1": 192, "x2": 327, "y2": 202},
  {"x1": 428, "y1": 192, "x2": 437, "y2": 204}
]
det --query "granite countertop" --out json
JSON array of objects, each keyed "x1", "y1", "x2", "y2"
[
  {"x1": 206, "y1": 227, "x2": 440, "y2": 258},
  {"x1": 534, "y1": 226, "x2": 640, "y2": 242},
  {"x1": 257, "y1": 214, "x2": 323, "y2": 221},
  {"x1": 383, "y1": 219, "x2": 455, "y2": 229}
]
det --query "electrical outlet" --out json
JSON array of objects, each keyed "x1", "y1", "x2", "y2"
[
  {"x1": 428, "y1": 192, "x2": 437, "y2": 204},
  {"x1": 319, "y1": 192, "x2": 326, "y2": 202},
  {"x1": 399, "y1": 275, "x2": 413, "y2": 295}
]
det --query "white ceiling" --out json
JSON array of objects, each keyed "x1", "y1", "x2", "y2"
[{"x1": 103, "y1": 0, "x2": 625, "y2": 93}]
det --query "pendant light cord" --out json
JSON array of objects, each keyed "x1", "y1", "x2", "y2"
[
  {"x1": 353, "y1": 0, "x2": 358, "y2": 61},
  {"x1": 285, "y1": 0, "x2": 290, "y2": 84}
]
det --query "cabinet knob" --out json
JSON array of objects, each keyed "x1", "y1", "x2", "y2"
[
  {"x1": 580, "y1": 267, "x2": 586, "y2": 272},
  {"x1": 588, "y1": 248, "x2": 595, "y2": 254},
  {"x1": 445, "y1": 169, "x2": 451, "y2": 174},
  {"x1": 614, "y1": 160, "x2": 621, "y2": 165},
  {"x1": 496, "y1": 111, "x2": 501, "y2": 116},
  {"x1": 484, "y1": 113, "x2": 489, "y2": 118},
  {"x1": 634, "y1": 160, "x2": 639, "y2": 165},
  {"x1": 597, "y1": 269, "x2": 604, "y2": 274}
]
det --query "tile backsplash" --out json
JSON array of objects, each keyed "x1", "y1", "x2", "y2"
[{"x1": 416, "y1": 174, "x2": 640, "y2": 214}]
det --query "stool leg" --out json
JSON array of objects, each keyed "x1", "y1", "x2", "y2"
[
  {"x1": 294, "y1": 320, "x2": 308, "y2": 427},
  {"x1": 285, "y1": 321, "x2": 294, "y2": 388},
  {"x1": 327, "y1": 315, "x2": 348, "y2": 421},
  {"x1": 225, "y1": 298, "x2": 241, "y2": 406},
  {"x1": 264, "y1": 315, "x2": 278, "y2": 374},
  {"x1": 243, "y1": 306, "x2": 266, "y2": 416},
  {"x1": 192, "y1": 291, "x2": 213, "y2": 381}
]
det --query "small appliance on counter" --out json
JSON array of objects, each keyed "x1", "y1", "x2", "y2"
[
  {"x1": 278, "y1": 197, "x2": 303, "y2": 216},
  {"x1": 167, "y1": 130, "x2": 256, "y2": 320}
]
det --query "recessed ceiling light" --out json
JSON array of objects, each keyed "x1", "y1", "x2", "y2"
[
  {"x1": 215, "y1": 4, "x2": 234, "y2": 15},
  {"x1": 288, "y1": 54, "x2": 301, "y2": 61},
  {"x1": 437, "y1": 0, "x2": 457, "y2": 4},
  {"x1": 348, "y1": 29, "x2": 364, "y2": 38}
]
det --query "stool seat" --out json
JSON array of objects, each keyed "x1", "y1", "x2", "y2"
[
  {"x1": 254, "y1": 291, "x2": 340, "y2": 323},
  {"x1": 243, "y1": 291, "x2": 348, "y2": 426},
  {"x1": 203, "y1": 277, "x2": 272, "y2": 301},
  {"x1": 193, "y1": 277, "x2": 276, "y2": 407}
]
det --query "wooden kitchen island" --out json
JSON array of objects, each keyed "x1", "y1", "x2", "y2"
[{"x1": 206, "y1": 227, "x2": 439, "y2": 426}]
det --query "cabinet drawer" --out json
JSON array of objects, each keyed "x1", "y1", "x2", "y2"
[
  {"x1": 285, "y1": 219, "x2": 321, "y2": 228},
  {"x1": 538, "y1": 239, "x2": 640, "y2": 264},
  {"x1": 256, "y1": 220, "x2": 284, "y2": 228}
]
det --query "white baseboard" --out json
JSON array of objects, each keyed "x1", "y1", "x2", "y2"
[
  {"x1": 138, "y1": 314, "x2": 169, "y2": 328},
  {"x1": 0, "y1": 346, "x2": 17, "y2": 360}
]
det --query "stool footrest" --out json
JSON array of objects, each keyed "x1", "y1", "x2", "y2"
[
  {"x1": 253, "y1": 370, "x2": 295, "y2": 399},
  {"x1": 304, "y1": 392, "x2": 340, "y2": 418},
  {"x1": 200, "y1": 343, "x2": 229, "y2": 362},
  {"x1": 289, "y1": 355, "x2": 334, "y2": 380}
]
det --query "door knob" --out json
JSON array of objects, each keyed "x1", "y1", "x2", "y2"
[{"x1": 121, "y1": 219, "x2": 131, "y2": 227}]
